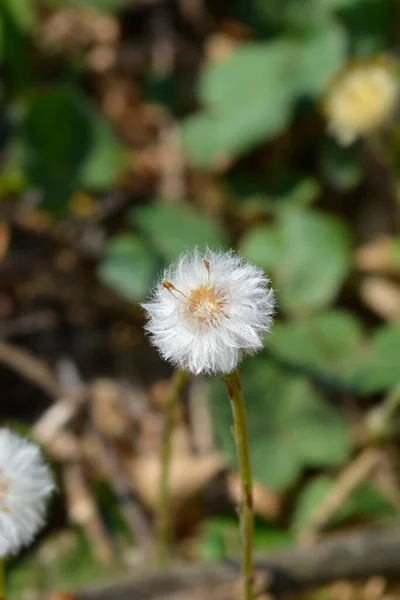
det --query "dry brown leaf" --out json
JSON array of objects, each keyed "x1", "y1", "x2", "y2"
[
  {"x1": 360, "y1": 277, "x2": 400, "y2": 321},
  {"x1": 91, "y1": 379, "x2": 132, "y2": 438},
  {"x1": 47, "y1": 430, "x2": 82, "y2": 462},
  {"x1": 355, "y1": 236, "x2": 400, "y2": 275},
  {"x1": 127, "y1": 453, "x2": 227, "y2": 512}
]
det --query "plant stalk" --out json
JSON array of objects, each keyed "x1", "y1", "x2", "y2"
[
  {"x1": 0, "y1": 559, "x2": 6, "y2": 600},
  {"x1": 223, "y1": 370, "x2": 254, "y2": 600},
  {"x1": 156, "y1": 369, "x2": 187, "y2": 566}
]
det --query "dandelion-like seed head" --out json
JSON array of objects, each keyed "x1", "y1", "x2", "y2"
[
  {"x1": 324, "y1": 57, "x2": 399, "y2": 146},
  {"x1": 143, "y1": 248, "x2": 275, "y2": 375},
  {"x1": 0, "y1": 428, "x2": 55, "y2": 557}
]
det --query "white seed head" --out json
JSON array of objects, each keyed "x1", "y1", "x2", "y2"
[
  {"x1": 0, "y1": 428, "x2": 55, "y2": 557},
  {"x1": 142, "y1": 248, "x2": 275, "y2": 375},
  {"x1": 324, "y1": 59, "x2": 398, "y2": 146}
]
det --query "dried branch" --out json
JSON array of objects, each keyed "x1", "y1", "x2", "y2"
[{"x1": 73, "y1": 525, "x2": 400, "y2": 600}]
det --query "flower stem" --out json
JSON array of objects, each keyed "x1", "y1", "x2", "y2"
[
  {"x1": 156, "y1": 369, "x2": 187, "y2": 567},
  {"x1": 223, "y1": 370, "x2": 254, "y2": 600},
  {"x1": 0, "y1": 559, "x2": 6, "y2": 600}
]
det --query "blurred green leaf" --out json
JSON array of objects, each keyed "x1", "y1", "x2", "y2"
[
  {"x1": 349, "y1": 324, "x2": 400, "y2": 393},
  {"x1": 0, "y1": 2, "x2": 31, "y2": 89},
  {"x1": 241, "y1": 207, "x2": 352, "y2": 313},
  {"x1": 255, "y1": 0, "x2": 359, "y2": 30},
  {"x1": 293, "y1": 21, "x2": 346, "y2": 95},
  {"x1": 132, "y1": 202, "x2": 227, "y2": 262},
  {"x1": 78, "y1": 108, "x2": 125, "y2": 190},
  {"x1": 3, "y1": 0, "x2": 36, "y2": 32},
  {"x1": 198, "y1": 516, "x2": 292, "y2": 561},
  {"x1": 183, "y1": 40, "x2": 294, "y2": 167},
  {"x1": 98, "y1": 234, "x2": 157, "y2": 302},
  {"x1": 269, "y1": 311, "x2": 364, "y2": 386},
  {"x1": 22, "y1": 88, "x2": 90, "y2": 212},
  {"x1": 240, "y1": 226, "x2": 281, "y2": 272},
  {"x1": 293, "y1": 476, "x2": 395, "y2": 531},
  {"x1": 21, "y1": 87, "x2": 123, "y2": 214},
  {"x1": 209, "y1": 358, "x2": 350, "y2": 491},
  {"x1": 182, "y1": 22, "x2": 346, "y2": 166},
  {"x1": 292, "y1": 476, "x2": 333, "y2": 530}
]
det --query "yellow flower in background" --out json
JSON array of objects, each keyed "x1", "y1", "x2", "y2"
[{"x1": 323, "y1": 58, "x2": 399, "y2": 146}]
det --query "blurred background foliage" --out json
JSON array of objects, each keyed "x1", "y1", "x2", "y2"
[{"x1": 2, "y1": 0, "x2": 400, "y2": 597}]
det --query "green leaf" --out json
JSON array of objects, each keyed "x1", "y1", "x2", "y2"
[
  {"x1": 198, "y1": 517, "x2": 291, "y2": 561},
  {"x1": 293, "y1": 476, "x2": 395, "y2": 531},
  {"x1": 269, "y1": 311, "x2": 364, "y2": 386},
  {"x1": 21, "y1": 87, "x2": 123, "y2": 214},
  {"x1": 132, "y1": 202, "x2": 227, "y2": 262},
  {"x1": 98, "y1": 234, "x2": 157, "y2": 301},
  {"x1": 292, "y1": 476, "x2": 333, "y2": 530},
  {"x1": 208, "y1": 358, "x2": 350, "y2": 491},
  {"x1": 240, "y1": 207, "x2": 352, "y2": 313},
  {"x1": 349, "y1": 324, "x2": 400, "y2": 393},
  {"x1": 182, "y1": 22, "x2": 346, "y2": 166},
  {"x1": 240, "y1": 226, "x2": 281, "y2": 272},
  {"x1": 183, "y1": 41, "x2": 293, "y2": 167},
  {"x1": 254, "y1": 0, "x2": 359, "y2": 30},
  {"x1": 78, "y1": 108, "x2": 125, "y2": 190},
  {"x1": 278, "y1": 208, "x2": 351, "y2": 312},
  {"x1": 3, "y1": 0, "x2": 36, "y2": 32},
  {"x1": 292, "y1": 21, "x2": 346, "y2": 95}
]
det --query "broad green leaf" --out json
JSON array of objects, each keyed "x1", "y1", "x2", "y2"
[
  {"x1": 183, "y1": 41, "x2": 293, "y2": 167},
  {"x1": 3, "y1": 0, "x2": 36, "y2": 32},
  {"x1": 21, "y1": 87, "x2": 123, "y2": 214},
  {"x1": 98, "y1": 234, "x2": 157, "y2": 302},
  {"x1": 269, "y1": 311, "x2": 364, "y2": 386},
  {"x1": 292, "y1": 22, "x2": 346, "y2": 94},
  {"x1": 208, "y1": 358, "x2": 350, "y2": 491},
  {"x1": 277, "y1": 207, "x2": 351, "y2": 312},
  {"x1": 255, "y1": 0, "x2": 359, "y2": 29},
  {"x1": 293, "y1": 476, "x2": 395, "y2": 530},
  {"x1": 199, "y1": 40, "x2": 292, "y2": 112},
  {"x1": 132, "y1": 202, "x2": 227, "y2": 262},
  {"x1": 292, "y1": 476, "x2": 334, "y2": 530},
  {"x1": 182, "y1": 21, "x2": 346, "y2": 165},
  {"x1": 241, "y1": 208, "x2": 352, "y2": 313},
  {"x1": 240, "y1": 226, "x2": 281, "y2": 272},
  {"x1": 288, "y1": 388, "x2": 350, "y2": 465},
  {"x1": 0, "y1": 3, "x2": 31, "y2": 89},
  {"x1": 78, "y1": 109, "x2": 125, "y2": 190},
  {"x1": 349, "y1": 324, "x2": 400, "y2": 393},
  {"x1": 22, "y1": 88, "x2": 91, "y2": 213}
]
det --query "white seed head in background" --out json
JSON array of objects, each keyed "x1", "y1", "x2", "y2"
[
  {"x1": 142, "y1": 248, "x2": 275, "y2": 375},
  {"x1": 0, "y1": 428, "x2": 55, "y2": 557},
  {"x1": 324, "y1": 58, "x2": 399, "y2": 146}
]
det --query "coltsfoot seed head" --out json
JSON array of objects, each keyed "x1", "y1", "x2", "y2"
[
  {"x1": 0, "y1": 428, "x2": 55, "y2": 557},
  {"x1": 142, "y1": 248, "x2": 275, "y2": 375}
]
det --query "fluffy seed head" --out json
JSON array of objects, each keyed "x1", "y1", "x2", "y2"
[
  {"x1": 0, "y1": 428, "x2": 55, "y2": 557},
  {"x1": 323, "y1": 58, "x2": 398, "y2": 146},
  {"x1": 142, "y1": 248, "x2": 275, "y2": 374}
]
